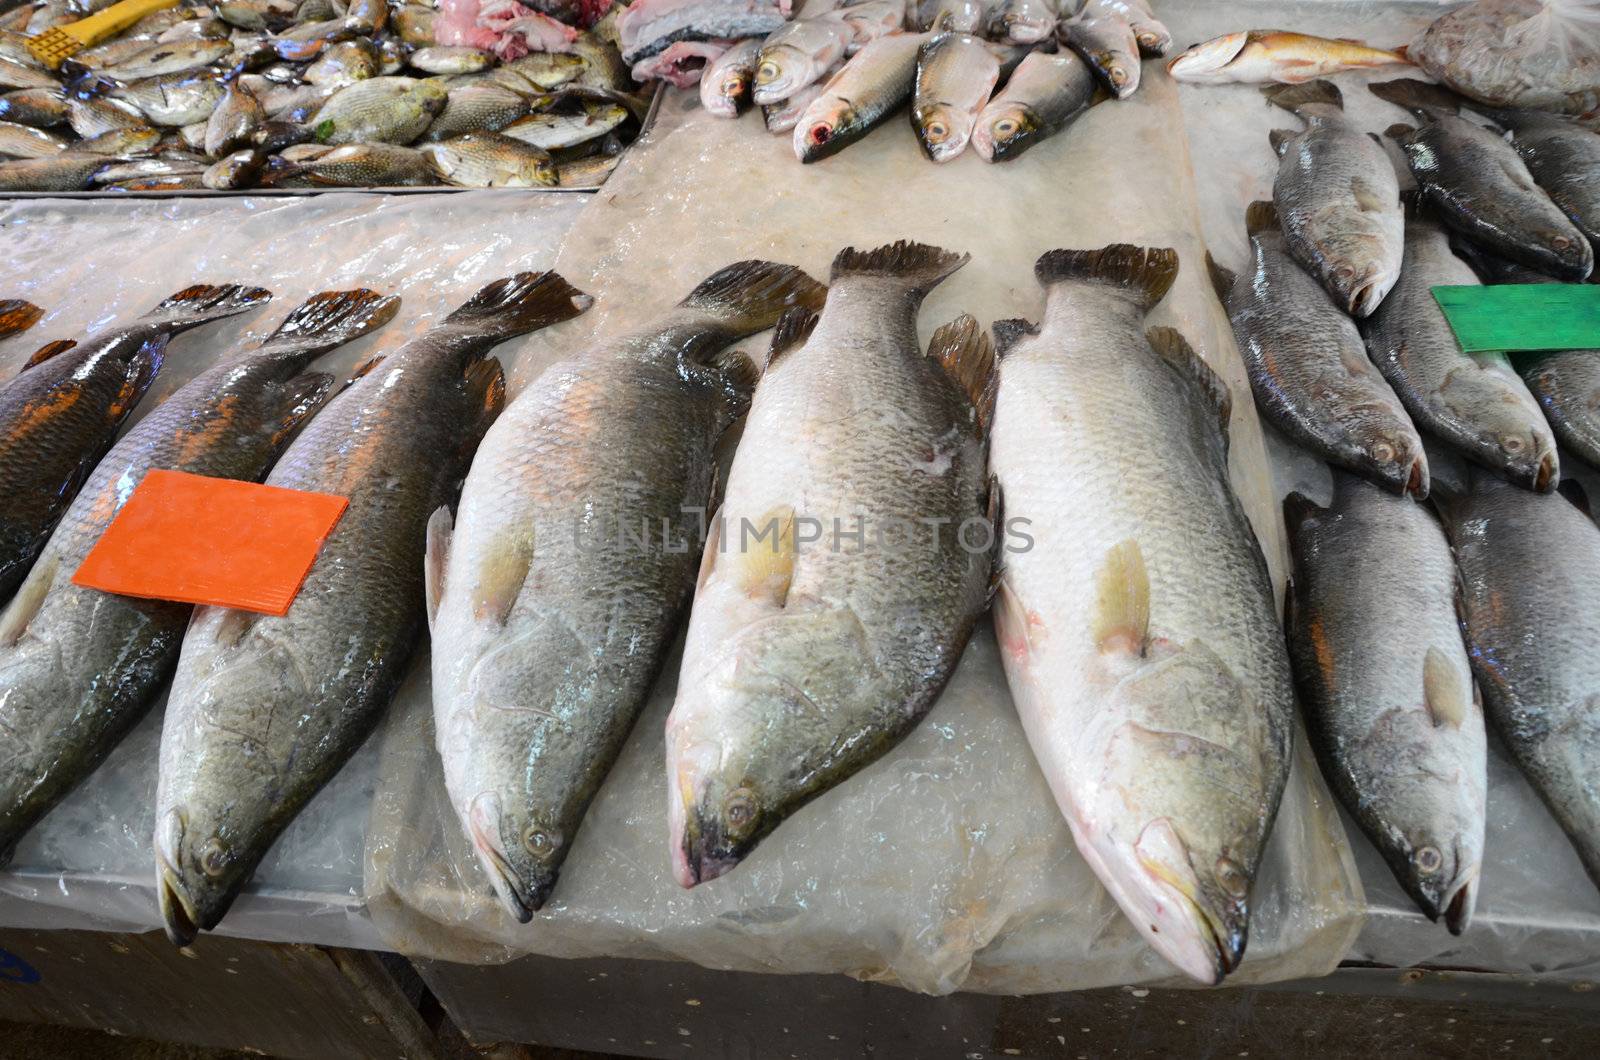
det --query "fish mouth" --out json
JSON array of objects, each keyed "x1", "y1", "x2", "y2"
[
  {"x1": 1406, "y1": 455, "x2": 1429, "y2": 497},
  {"x1": 1167, "y1": 33, "x2": 1247, "y2": 76},
  {"x1": 1348, "y1": 275, "x2": 1392, "y2": 319},
  {"x1": 1443, "y1": 875, "x2": 1476, "y2": 936},
  {"x1": 157, "y1": 865, "x2": 201, "y2": 948},
  {"x1": 465, "y1": 803, "x2": 548, "y2": 923}
]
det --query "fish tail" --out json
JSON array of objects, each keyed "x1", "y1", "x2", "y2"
[
  {"x1": 1368, "y1": 77, "x2": 1460, "y2": 117},
  {"x1": 141, "y1": 283, "x2": 274, "y2": 335},
  {"x1": 1261, "y1": 79, "x2": 1342, "y2": 113},
  {"x1": 829, "y1": 241, "x2": 970, "y2": 301},
  {"x1": 927, "y1": 313, "x2": 997, "y2": 432},
  {"x1": 442, "y1": 271, "x2": 592, "y2": 342},
  {"x1": 263, "y1": 289, "x2": 402, "y2": 355},
  {"x1": 1034, "y1": 245, "x2": 1178, "y2": 309},
  {"x1": 678, "y1": 260, "x2": 829, "y2": 337},
  {"x1": 0, "y1": 300, "x2": 43, "y2": 338},
  {"x1": 1245, "y1": 200, "x2": 1280, "y2": 235},
  {"x1": 1204, "y1": 251, "x2": 1236, "y2": 302}
]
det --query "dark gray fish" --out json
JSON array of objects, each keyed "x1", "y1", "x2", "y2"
[
  {"x1": 0, "y1": 284, "x2": 271, "y2": 601},
  {"x1": 0, "y1": 291, "x2": 397, "y2": 865},
  {"x1": 1484, "y1": 108, "x2": 1600, "y2": 256},
  {"x1": 1285, "y1": 474, "x2": 1485, "y2": 933},
  {"x1": 155, "y1": 272, "x2": 592, "y2": 945}
]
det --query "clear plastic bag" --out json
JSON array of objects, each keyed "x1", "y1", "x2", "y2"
[{"x1": 1409, "y1": 0, "x2": 1600, "y2": 114}]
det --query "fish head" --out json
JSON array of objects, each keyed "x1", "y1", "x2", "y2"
[
  {"x1": 914, "y1": 103, "x2": 972, "y2": 162},
  {"x1": 1380, "y1": 823, "x2": 1482, "y2": 935},
  {"x1": 972, "y1": 101, "x2": 1042, "y2": 162},
  {"x1": 1349, "y1": 422, "x2": 1428, "y2": 496},
  {"x1": 1534, "y1": 226, "x2": 1595, "y2": 282},
  {"x1": 1165, "y1": 32, "x2": 1249, "y2": 84},
  {"x1": 462, "y1": 790, "x2": 564, "y2": 922},
  {"x1": 793, "y1": 95, "x2": 859, "y2": 163},
  {"x1": 751, "y1": 44, "x2": 820, "y2": 106},
  {"x1": 155, "y1": 803, "x2": 252, "y2": 947},
  {"x1": 413, "y1": 78, "x2": 451, "y2": 113}
]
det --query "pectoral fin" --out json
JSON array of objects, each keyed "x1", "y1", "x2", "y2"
[
  {"x1": 425, "y1": 506, "x2": 452, "y2": 635},
  {"x1": 737, "y1": 504, "x2": 796, "y2": 605},
  {"x1": 473, "y1": 529, "x2": 532, "y2": 626},
  {"x1": 1093, "y1": 539, "x2": 1149, "y2": 656},
  {"x1": 1422, "y1": 646, "x2": 1468, "y2": 729}
]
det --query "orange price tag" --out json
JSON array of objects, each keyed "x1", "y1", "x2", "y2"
[{"x1": 72, "y1": 469, "x2": 348, "y2": 616}]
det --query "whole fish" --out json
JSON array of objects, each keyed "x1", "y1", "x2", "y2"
[
  {"x1": 0, "y1": 88, "x2": 69, "y2": 128},
  {"x1": 699, "y1": 37, "x2": 761, "y2": 117},
  {"x1": 0, "y1": 299, "x2": 42, "y2": 339},
  {"x1": 556, "y1": 149, "x2": 621, "y2": 187},
  {"x1": 0, "y1": 284, "x2": 270, "y2": 601},
  {"x1": 752, "y1": 17, "x2": 851, "y2": 106},
  {"x1": 1284, "y1": 474, "x2": 1485, "y2": 933},
  {"x1": 0, "y1": 120, "x2": 64, "y2": 159},
  {"x1": 1084, "y1": 0, "x2": 1168, "y2": 57},
  {"x1": 988, "y1": 245, "x2": 1292, "y2": 985},
  {"x1": 1168, "y1": 30, "x2": 1408, "y2": 84},
  {"x1": 432, "y1": 259, "x2": 825, "y2": 918},
  {"x1": 986, "y1": 0, "x2": 1054, "y2": 45},
  {"x1": 666, "y1": 241, "x2": 994, "y2": 888},
  {"x1": 0, "y1": 152, "x2": 106, "y2": 190},
  {"x1": 68, "y1": 97, "x2": 147, "y2": 138},
  {"x1": 1486, "y1": 108, "x2": 1600, "y2": 255},
  {"x1": 1438, "y1": 470, "x2": 1600, "y2": 890},
  {"x1": 1060, "y1": 12, "x2": 1140, "y2": 99},
  {"x1": 500, "y1": 103, "x2": 628, "y2": 152},
  {"x1": 422, "y1": 83, "x2": 531, "y2": 141},
  {"x1": 310, "y1": 77, "x2": 448, "y2": 145},
  {"x1": 410, "y1": 46, "x2": 495, "y2": 76},
  {"x1": 794, "y1": 32, "x2": 927, "y2": 163},
  {"x1": 205, "y1": 82, "x2": 265, "y2": 158},
  {"x1": 1209, "y1": 201, "x2": 1425, "y2": 495},
  {"x1": 295, "y1": 142, "x2": 435, "y2": 186},
  {"x1": 0, "y1": 291, "x2": 396, "y2": 865},
  {"x1": 916, "y1": 0, "x2": 986, "y2": 33},
  {"x1": 112, "y1": 71, "x2": 227, "y2": 127},
  {"x1": 1363, "y1": 216, "x2": 1556, "y2": 491},
  {"x1": 1265, "y1": 80, "x2": 1404, "y2": 318},
  {"x1": 421, "y1": 131, "x2": 556, "y2": 187},
  {"x1": 971, "y1": 49, "x2": 1094, "y2": 162},
  {"x1": 304, "y1": 39, "x2": 380, "y2": 89},
  {"x1": 90, "y1": 38, "x2": 232, "y2": 80},
  {"x1": 155, "y1": 271, "x2": 592, "y2": 945},
  {"x1": 911, "y1": 32, "x2": 998, "y2": 163},
  {"x1": 1372, "y1": 79, "x2": 1593, "y2": 282},
  {"x1": 91, "y1": 157, "x2": 206, "y2": 184},
  {"x1": 65, "y1": 125, "x2": 161, "y2": 157}
]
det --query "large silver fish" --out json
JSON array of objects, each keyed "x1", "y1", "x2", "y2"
[
  {"x1": 988, "y1": 245, "x2": 1292, "y2": 985},
  {"x1": 1486, "y1": 107, "x2": 1600, "y2": 256},
  {"x1": 666, "y1": 241, "x2": 995, "y2": 888},
  {"x1": 155, "y1": 272, "x2": 591, "y2": 945},
  {"x1": 1263, "y1": 80, "x2": 1404, "y2": 318},
  {"x1": 1284, "y1": 473, "x2": 1485, "y2": 933},
  {"x1": 971, "y1": 49, "x2": 1095, "y2": 162},
  {"x1": 1361, "y1": 215, "x2": 1557, "y2": 492},
  {"x1": 911, "y1": 32, "x2": 999, "y2": 163},
  {"x1": 1209, "y1": 201, "x2": 1425, "y2": 495},
  {"x1": 794, "y1": 32, "x2": 928, "y2": 163},
  {"x1": 0, "y1": 290, "x2": 397, "y2": 864},
  {"x1": 1438, "y1": 470, "x2": 1600, "y2": 892},
  {"x1": 431, "y1": 260, "x2": 826, "y2": 919}
]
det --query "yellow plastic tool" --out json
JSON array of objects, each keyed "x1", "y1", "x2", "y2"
[{"x1": 25, "y1": 0, "x2": 180, "y2": 69}]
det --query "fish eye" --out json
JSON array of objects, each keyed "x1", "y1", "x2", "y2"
[
  {"x1": 1414, "y1": 845, "x2": 1442, "y2": 874},
  {"x1": 200, "y1": 838, "x2": 229, "y2": 878},
  {"x1": 1371, "y1": 441, "x2": 1395, "y2": 463},
  {"x1": 995, "y1": 119, "x2": 1018, "y2": 136},
  {"x1": 523, "y1": 826, "x2": 557, "y2": 858},
  {"x1": 1500, "y1": 434, "x2": 1525, "y2": 454},
  {"x1": 927, "y1": 120, "x2": 947, "y2": 141},
  {"x1": 724, "y1": 788, "x2": 759, "y2": 831},
  {"x1": 809, "y1": 124, "x2": 833, "y2": 145},
  {"x1": 1335, "y1": 265, "x2": 1356, "y2": 280},
  {"x1": 1552, "y1": 236, "x2": 1572, "y2": 250},
  {"x1": 756, "y1": 61, "x2": 780, "y2": 84}
]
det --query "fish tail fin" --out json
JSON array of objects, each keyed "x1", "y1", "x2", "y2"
[
  {"x1": 1205, "y1": 251, "x2": 1236, "y2": 302},
  {"x1": 443, "y1": 271, "x2": 592, "y2": 343},
  {"x1": 1245, "y1": 200, "x2": 1280, "y2": 235},
  {"x1": 1261, "y1": 79, "x2": 1342, "y2": 113},
  {"x1": 1281, "y1": 491, "x2": 1327, "y2": 540},
  {"x1": 1369, "y1": 77, "x2": 1459, "y2": 117},
  {"x1": 927, "y1": 313, "x2": 997, "y2": 432},
  {"x1": 1035, "y1": 245, "x2": 1179, "y2": 310},
  {"x1": 679, "y1": 260, "x2": 828, "y2": 339},
  {"x1": 263, "y1": 289, "x2": 402, "y2": 356},
  {"x1": 829, "y1": 241, "x2": 970, "y2": 301},
  {"x1": 0, "y1": 300, "x2": 43, "y2": 338},
  {"x1": 764, "y1": 306, "x2": 819, "y2": 371},
  {"x1": 140, "y1": 283, "x2": 274, "y2": 335}
]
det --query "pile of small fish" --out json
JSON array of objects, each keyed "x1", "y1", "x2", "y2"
[
  {"x1": 0, "y1": 0, "x2": 647, "y2": 190},
  {"x1": 689, "y1": 0, "x2": 1169, "y2": 162},
  {"x1": 1205, "y1": 71, "x2": 1600, "y2": 934}
]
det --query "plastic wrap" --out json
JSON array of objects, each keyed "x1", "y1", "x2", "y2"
[
  {"x1": 0, "y1": 191, "x2": 587, "y2": 946},
  {"x1": 1408, "y1": 0, "x2": 1600, "y2": 115},
  {"x1": 363, "y1": 51, "x2": 1365, "y2": 993}
]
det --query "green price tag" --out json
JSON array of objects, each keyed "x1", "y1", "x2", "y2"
[{"x1": 1432, "y1": 284, "x2": 1600, "y2": 354}]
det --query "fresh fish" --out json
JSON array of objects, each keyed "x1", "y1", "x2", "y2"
[
  {"x1": 1363, "y1": 216, "x2": 1556, "y2": 491},
  {"x1": 752, "y1": 17, "x2": 851, "y2": 106},
  {"x1": 64, "y1": 125, "x2": 162, "y2": 157},
  {"x1": 1284, "y1": 474, "x2": 1485, "y2": 932},
  {"x1": 411, "y1": 46, "x2": 495, "y2": 75},
  {"x1": 432, "y1": 259, "x2": 824, "y2": 918},
  {"x1": 68, "y1": 97, "x2": 147, "y2": 139},
  {"x1": 1083, "y1": 0, "x2": 1168, "y2": 57},
  {"x1": 971, "y1": 49, "x2": 1094, "y2": 162},
  {"x1": 1061, "y1": 12, "x2": 1140, "y2": 98},
  {"x1": 0, "y1": 88, "x2": 68, "y2": 128},
  {"x1": 0, "y1": 285, "x2": 270, "y2": 601},
  {"x1": 296, "y1": 141, "x2": 436, "y2": 186},
  {"x1": 155, "y1": 271, "x2": 592, "y2": 946},
  {"x1": 667, "y1": 241, "x2": 993, "y2": 888},
  {"x1": 616, "y1": 0, "x2": 790, "y2": 67},
  {"x1": 502, "y1": 51, "x2": 589, "y2": 91},
  {"x1": 700, "y1": 37, "x2": 761, "y2": 117},
  {"x1": 911, "y1": 32, "x2": 998, "y2": 163},
  {"x1": 1168, "y1": 30, "x2": 1408, "y2": 84},
  {"x1": 763, "y1": 74, "x2": 831, "y2": 133},
  {"x1": 0, "y1": 153, "x2": 108, "y2": 190},
  {"x1": 92, "y1": 38, "x2": 232, "y2": 80},
  {"x1": 217, "y1": 0, "x2": 296, "y2": 31},
  {"x1": 916, "y1": 0, "x2": 986, "y2": 33},
  {"x1": 421, "y1": 131, "x2": 555, "y2": 187},
  {"x1": 1485, "y1": 108, "x2": 1600, "y2": 255},
  {"x1": 0, "y1": 58, "x2": 57, "y2": 91},
  {"x1": 794, "y1": 32, "x2": 927, "y2": 163},
  {"x1": 1265, "y1": 80, "x2": 1404, "y2": 318},
  {"x1": 557, "y1": 149, "x2": 621, "y2": 187},
  {"x1": 988, "y1": 245, "x2": 1292, "y2": 985},
  {"x1": 500, "y1": 103, "x2": 628, "y2": 151},
  {"x1": 393, "y1": 4, "x2": 437, "y2": 45},
  {"x1": 113, "y1": 71, "x2": 227, "y2": 127},
  {"x1": 0, "y1": 291, "x2": 396, "y2": 865},
  {"x1": 986, "y1": 0, "x2": 1054, "y2": 45},
  {"x1": 311, "y1": 77, "x2": 448, "y2": 145},
  {"x1": 202, "y1": 147, "x2": 268, "y2": 188},
  {"x1": 1209, "y1": 202, "x2": 1424, "y2": 495},
  {"x1": 423, "y1": 83, "x2": 531, "y2": 141},
  {"x1": 205, "y1": 82, "x2": 265, "y2": 158},
  {"x1": 1372, "y1": 78, "x2": 1594, "y2": 282},
  {"x1": 0, "y1": 120, "x2": 64, "y2": 159},
  {"x1": 1439, "y1": 470, "x2": 1600, "y2": 890},
  {"x1": 0, "y1": 300, "x2": 42, "y2": 339},
  {"x1": 91, "y1": 157, "x2": 207, "y2": 183},
  {"x1": 304, "y1": 39, "x2": 380, "y2": 88}
]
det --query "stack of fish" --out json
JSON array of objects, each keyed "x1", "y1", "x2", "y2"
[
  {"x1": 1204, "y1": 68, "x2": 1600, "y2": 934},
  {"x1": 691, "y1": 0, "x2": 1169, "y2": 163},
  {"x1": 0, "y1": 0, "x2": 646, "y2": 190}
]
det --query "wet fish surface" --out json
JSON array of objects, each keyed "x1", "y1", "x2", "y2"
[
  {"x1": 971, "y1": 49, "x2": 1094, "y2": 162},
  {"x1": 988, "y1": 245, "x2": 1292, "y2": 985},
  {"x1": 1168, "y1": 30, "x2": 1408, "y2": 84},
  {"x1": 1485, "y1": 108, "x2": 1600, "y2": 255},
  {"x1": 794, "y1": 32, "x2": 927, "y2": 163},
  {"x1": 911, "y1": 32, "x2": 998, "y2": 162}
]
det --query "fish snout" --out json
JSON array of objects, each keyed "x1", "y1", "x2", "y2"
[
  {"x1": 673, "y1": 774, "x2": 764, "y2": 889},
  {"x1": 1347, "y1": 269, "x2": 1397, "y2": 318},
  {"x1": 465, "y1": 791, "x2": 562, "y2": 921},
  {"x1": 154, "y1": 807, "x2": 229, "y2": 947}
]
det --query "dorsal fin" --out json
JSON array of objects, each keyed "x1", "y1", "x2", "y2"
[
  {"x1": 991, "y1": 318, "x2": 1039, "y2": 358},
  {"x1": 766, "y1": 306, "x2": 818, "y2": 371},
  {"x1": 1205, "y1": 251, "x2": 1236, "y2": 302},
  {"x1": 1282, "y1": 491, "x2": 1327, "y2": 540},
  {"x1": 926, "y1": 313, "x2": 996, "y2": 432},
  {"x1": 23, "y1": 339, "x2": 76, "y2": 370},
  {"x1": 1146, "y1": 328, "x2": 1231, "y2": 444},
  {"x1": 1268, "y1": 128, "x2": 1297, "y2": 157}
]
